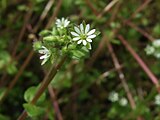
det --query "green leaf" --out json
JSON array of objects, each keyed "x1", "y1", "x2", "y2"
[
  {"x1": 6, "y1": 62, "x2": 17, "y2": 75},
  {"x1": 110, "y1": 39, "x2": 121, "y2": 45},
  {"x1": 0, "y1": 87, "x2": 6, "y2": 101},
  {"x1": 0, "y1": 114, "x2": 10, "y2": 120},
  {"x1": 23, "y1": 103, "x2": 44, "y2": 117},
  {"x1": 72, "y1": 50, "x2": 85, "y2": 59},
  {"x1": 94, "y1": 30, "x2": 101, "y2": 36},
  {"x1": 17, "y1": 5, "x2": 29, "y2": 11},
  {"x1": 71, "y1": 47, "x2": 89, "y2": 59},
  {"x1": 24, "y1": 86, "x2": 46, "y2": 103}
]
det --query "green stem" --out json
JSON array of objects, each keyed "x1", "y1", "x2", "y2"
[{"x1": 17, "y1": 56, "x2": 67, "y2": 120}]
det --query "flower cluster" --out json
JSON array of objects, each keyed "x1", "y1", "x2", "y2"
[
  {"x1": 33, "y1": 18, "x2": 99, "y2": 65},
  {"x1": 55, "y1": 18, "x2": 70, "y2": 29},
  {"x1": 108, "y1": 91, "x2": 119, "y2": 102},
  {"x1": 145, "y1": 39, "x2": 160, "y2": 58},
  {"x1": 108, "y1": 91, "x2": 128, "y2": 107},
  {"x1": 155, "y1": 94, "x2": 160, "y2": 105},
  {"x1": 119, "y1": 97, "x2": 128, "y2": 106}
]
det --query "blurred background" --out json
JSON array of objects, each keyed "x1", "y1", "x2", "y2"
[{"x1": 0, "y1": 0, "x2": 160, "y2": 120}]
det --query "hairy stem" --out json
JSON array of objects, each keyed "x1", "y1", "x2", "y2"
[{"x1": 17, "y1": 56, "x2": 67, "y2": 120}]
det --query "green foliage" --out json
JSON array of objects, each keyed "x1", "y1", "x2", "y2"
[
  {"x1": 0, "y1": 87, "x2": 6, "y2": 101},
  {"x1": 145, "y1": 39, "x2": 160, "y2": 58},
  {"x1": 24, "y1": 86, "x2": 46, "y2": 104},
  {"x1": 23, "y1": 103, "x2": 45, "y2": 117},
  {"x1": 0, "y1": 114, "x2": 10, "y2": 120},
  {"x1": 1, "y1": 0, "x2": 160, "y2": 120},
  {"x1": 34, "y1": 19, "x2": 99, "y2": 65},
  {"x1": 0, "y1": 51, "x2": 17, "y2": 75}
]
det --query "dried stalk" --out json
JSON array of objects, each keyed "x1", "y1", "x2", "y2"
[
  {"x1": 48, "y1": 85, "x2": 63, "y2": 120},
  {"x1": 118, "y1": 35, "x2": 159, "y2": 91}
]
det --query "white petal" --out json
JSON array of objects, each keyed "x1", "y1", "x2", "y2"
[
  {"x1": 86, "y1": 38, "x2": 92, "y2": 42},
  {"x1": 73, "y1": 37, "x2": 80, "y2": 41},
  {"x1": 64, "y1": 21, "x2": 70, "y2": 27},
  {"x1": 67, "y1": 21, "x2": 70, "y2": 25},
  {"x1": 77, "y1": 40, "x2": 82, "y2": 44},
  {"x1": 40, "y1": 55, "x2": 46, "y2": 59},
  {"x1": 74, "y1": 26, "x2": 81, "y2": 34},
  {"x1": 62, "y1": 18, "x2": 64, "y2": 22},
  {"x1": 80, "y1": 24, "x2": 84, "y2": 33},
  {"x1": 83, "y1": 40, "x2": 87, "y2": 45},
  {"x1": 42, "y1": 46, "x2": 47, "y2": 49},
  {"x1": 85, "y1": 24, "x2": 90, "y2": 33},
  {"x1": 71, "y1": 32, "x2": 79, "y2": 36},
  {"x1": 56, "y1": 19, "x2": 60, "y2": 23},
  {"x1": 38, "y1": 50, "x2": 45, "y2": 54},
  {"x1": 64, "y1": 19, "x2": 68, "y2": 23},
  {"x1": 87, "y1": 29, "x2": 96, "y2": 35},
  {"x1": 87, "y1": 34, "x2": 96, "y2": 39},
  {"x1": 41, "y1": 59, "x2": 47, "y2": 65}
]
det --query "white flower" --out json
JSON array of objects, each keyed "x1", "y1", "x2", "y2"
[
  {"x1": 145, "y1": 45, "x2": 155, "y2": 55},
  {"x1": 153, "y1": 39, "x2": 160, "y2": 47},
  {"x1": 108, "y1": 91, "x2": 119, "y2": 102},
  {"x1": 71, "y1": 23, "x2": 96, "y2": 49},
  {"x1": 154, "y1": 53, "x2": 160, "y2": 58},
  {"x1": 55, "y1": 18, "x2": 70, "y2": 28},
  {"x1": 38, "y1": 46, "x2": 51, "y2": 65},
  {"x1": 155, "y1": 94, "x2": 160, "y2": 105},
  {"x1": 119, "y1": 97, "x2": 128, "y2": 106}
]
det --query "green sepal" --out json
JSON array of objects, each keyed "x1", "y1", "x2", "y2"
[
  {"x1": 71, "y1": 46, "x2": 89, "y2": 59},
  {"x1": 43, "y1": 36, "x2": 59, "y2": 42},
  {"x1": 39, "y1": 30, "x2": 50, "y2": 36},
  {"x1": 33, "y1": 41, "x2": 42, "y2": 50}
]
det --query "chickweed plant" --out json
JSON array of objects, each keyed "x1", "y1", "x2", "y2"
[
  {"x1": 145, "y1": 39, "x2": 160, "y2": 59},
  {"x1": 18, "y1": 18, "x2": 100, "y2": 119},
  {"x1": 34, "y1": 18, "x2": 100, "y2": 65}
]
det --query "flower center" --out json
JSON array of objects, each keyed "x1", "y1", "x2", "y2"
[{"x1": 80, "y1": 34, "x2": 87, "y2": 40}]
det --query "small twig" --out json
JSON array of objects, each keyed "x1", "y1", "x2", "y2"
[
  {"x1": 86, "y1": 35, "x2": 106, "y2": 68},
  {"x1": 84, "y1": 0, "x2": 99, "y2": 16},
  {"x1": 97, "y1": 0, "x2": 119, "y2": 19},
  {"x1": 131, "y1": 0, "x2": 153, "y2": 19},
  {"x1": 106, "y1": 36, "x2": 137, "y2": 109},
  {"x1": 0, "y1": 0, "x2": 61, "y2": 103},
  {"x1": 15, "y1": 47, "x2": 31, "y2": 61},
  {"x1": 0, "y1": 46, "x2": 30, "y2": 87},
  {"x1": 0, "y1": 4, "x2": 33, "y2": 85},
  {"x1": 17, "y1": 56, "x2": 67, "y2": 120},
  {"x1": 109, "y1": 1, "x2": 121, "y2": 24},
  {"x1": 34, "y1": 0, "x2": 55, "y2": 32},
  {"x1": 118, "y1": 35, "x2": 159, "y2": 91},
  {"x1": 48, "y1": 85, "x2": 63, "y2": 120},
  {"x1": 123, "y1": 19, "x2": 154, "y2": 41},
  {"x1": 11, "y1": 4, "x2": 33, "y2": 57},
  {"x1": 97, "y1": 65, "x2": 123, "y2": 83},
  {"x1": 0, "y1": 50, "x2": 34, "y2": 104},
  {"x1": 46, "y1": 0, "x2": 63, "y2": 29},
  {"x1": 107, "y1": 38, "x2": 143, "y2": 119}
]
